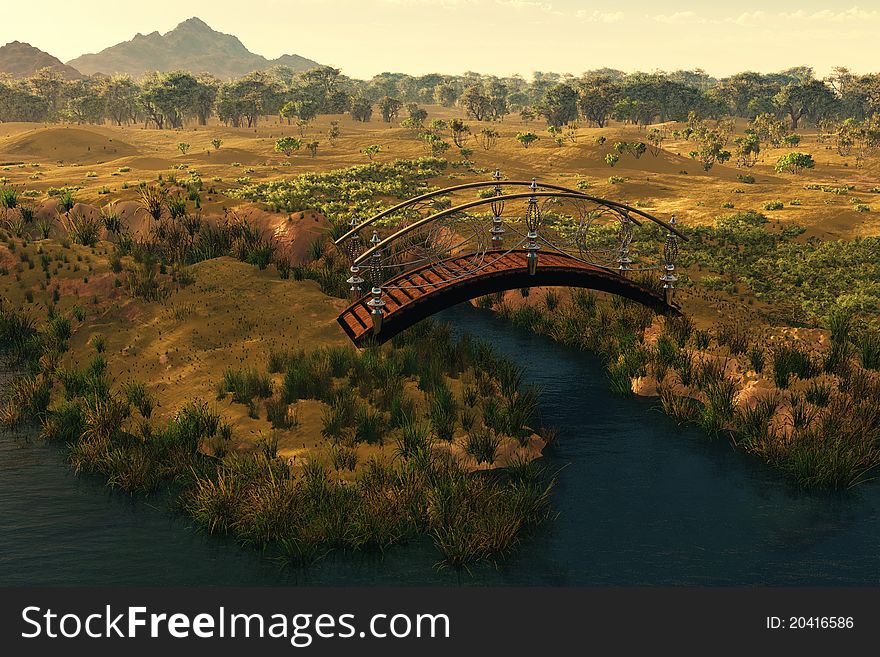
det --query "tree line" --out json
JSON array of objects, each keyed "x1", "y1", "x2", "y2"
[{"x1": 1, "y1": 64, "x2": 879, "y2": 133}]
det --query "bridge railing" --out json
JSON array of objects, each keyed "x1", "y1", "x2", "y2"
[{"x1": 334, "y1": 170, "x2": 686, "y2": 334}]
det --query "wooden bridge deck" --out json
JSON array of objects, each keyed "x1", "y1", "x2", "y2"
[{"x1": 337, "y1": 249, "x2": 676, "y2": 346}]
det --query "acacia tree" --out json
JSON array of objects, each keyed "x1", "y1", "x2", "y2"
[
  {"x1": 486, "y1": 80, "x2": 509, "y2": 120},
  {"x1": 100, "y1": 74, "x2": 139, "y2": 126},
  {"x1": 450, "y1": 119, "x2": 470, "y2": 147},
  {"x1": 459, "y1": 85, "x2": 491, "y2": 121},
  {"x1": 138, "y1": 71, "x2": 200, "y2": 129},
  {"x1": 733, "y1": 131, "x2": 761, "y2": 167},
  {"x1": 750, "y1": 113, "x2": 789, "y2": 147},
  {"x1": 576, "y1": 75, "x2": 620, "y2": 127},
  {"x1": 433, "y1": 83, "x2": 458, "y2": 107},
  {"x1": 350, "y1": 97, "x2": 372, "y2": 122},
  {"x1": 538, "y1": 83, "x2": 578, "y2": 127},
  {"x1": 774, "y1": 79, "x2": 837, "y2": 129},
  {"x1": 646, "y1": 127, "x2": 665, "y2": 156},
  {"x1": 193, "y1": 74, "x2": 219, "y2": 125},
  {"x1": 479, "y1": 127, "x2": 499, "y2": 150},
  {"x1": 378, "y1": 96, "x2": 403, "y2": 122}
]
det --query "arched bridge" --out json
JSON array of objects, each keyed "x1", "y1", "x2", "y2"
[{"x1": 334, "y1": 171, "x2": 686, "y2": 346}]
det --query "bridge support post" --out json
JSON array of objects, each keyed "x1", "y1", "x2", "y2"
[
  {"x1": 367, "y1": 287, "x2": 386, "y2": 334},
  {"x1": 525, "y1": 178, "x2": 540, "y2": 275},
  {"x1": 617, "y1": 213, "x2": 633, "y2": 277},
  {"x1": 490, "y1": 169, "x2": 505, "y2": 248},
  {"x1": 345, "y1": 218, "x2": 364, "y2": 300},
  {"x1": 661, "y1": 215, "x2": 679, "y2": 306}
]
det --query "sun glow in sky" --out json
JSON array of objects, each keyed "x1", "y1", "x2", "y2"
[{"x1": 4, "y1": 0, "x2": 880, "y2": 78}]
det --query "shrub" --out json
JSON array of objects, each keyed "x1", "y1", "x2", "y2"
[
  {"x1": 465, "y1": 427, "x2": 501, "y2": 465},
  {"x1": 221, "y1": 368, "x2": 272, "y2": 404},
  {"x1": 775, "y1": 152, "x2": 815, "y2": 174},
  {"x1": 771, "y1": 345, "x2": 817, "y2": 388}
]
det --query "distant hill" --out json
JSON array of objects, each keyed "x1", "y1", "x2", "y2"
[
  {"x1": 66, "y1": 17, "x2": 320, "y2": 79},
  {"x1": 0, "y1": 41, "x2": 82, "y2": 79}
]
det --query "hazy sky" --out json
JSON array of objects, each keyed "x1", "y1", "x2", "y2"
[{"x1": 4, "y1": 1, "x2": 880, "y2": 79}]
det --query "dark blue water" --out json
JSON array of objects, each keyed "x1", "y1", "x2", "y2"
[{"x1": 2, "y1": 304, "x2": 880, "y2": 586}]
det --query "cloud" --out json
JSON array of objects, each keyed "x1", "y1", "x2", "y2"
[
  {"x1": 493, "y1": 0, "x2": 559, "y2": 14},
  {"x1": 576, "y1": 10, "x2": 624, "y2": 23},
  {"x1": 726, "y1": 11, "x2": 767, "y2": 27},
  {"x1": 782, "y1": 7, "x2": 878, "y2": 22},
  {"x1": 653, "y1": 11, "x2": 706, "y2": 25},
  {"x1": 375, "y1": 0, "x2": 472, "y2": 7}
]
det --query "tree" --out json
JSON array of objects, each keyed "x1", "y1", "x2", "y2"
[
  {"x1": 362, "y1": 144, "x2": 381, "y2": 160},
  {"x1": 627, "y1": 142, "x2": 647, "y2": 159},
  {"x1": 450, "y1": 118, "x2": 470, "y2": 147},
  {"x1": 538, "y1": 83, "x2": 578, "y2": 127},
  {"x1": 774, "y1": 80, "x2": 837, "y2": 129},
  {"x1": 216, "y1": 71, "x2": 279, "y2": 128},
  {"x1": 687, "y1": 117, "x2": 733, "y2": 171},
  {"x1": 306, "y1": 141, "x2": 319, "y2": 157},
  {"x1": 433, "y1": 83, "x2": 458, "y2": 107},
  {"x1": 714, "y1": 72, "x2": 780, "y2": 118},
  {"x1": 178, "y1": 142, "x2": 190, "y2": 155},
  {"x1": 646, "y1": 128, "x2": 665, "y2": 156},
  {"x1": 576, "y1": 75, "x2": 620, "y2": 127},
  {"x1": 459, "y1": 85, "x2": 491, "y2": 121},
  {"x1": 774, "y1": 152, "x2": 815, "y2": 174},
  {"x1": 211, "y1": 139, "x2": 223, "y2": 150},
  {"x1": 479, "y1": 127, "x2": 499, "y2": 150},
  {"x1": 422, "y1": 133, "x2": 450, "y2": 156},
  {"x1": 733, "y1": 131, "x2": 761, "y2": 167},
  {"x1": 274, "y1": 136, "x2": 302, "y2": 157},
  {"x1": 486, "y1": 80, "x2": 509, "y2": 120},
  {"x1": 27, "y1": 67, "x2": 65, "y2": 119},
  {"x1": 350, "y1": 97, "x2": 373, "y2": 122},
  {"x1": 406, "y1": 102, "x2": 428, "y2": 123},
  {"x1": 378, "y1": 96, "x2": 403, "y2": 122},
  {"x1": 604, "y1": 153, "x2": 619, "y2": 167},
  {"x1": 328, "y1": 121, "x2": 340, "y2": 145},
  {"x1": 516, "y1": 132, "x2": 539, "y2": 148},
  {"x1": 520, "y1": 107, "x2": 536, "y2": 122},
  {"x1": 99, "y1": 74, "x2": 139, "y2": 126},
  {"x1": 193, "y1": 74, "x2": 219, "y2": 125},
  {"x1": 137, "y1": 70, "x2": 212, "y2": 129},
  {"x1": 751, "y1": 113, "x2": 789, "y2": 147}
]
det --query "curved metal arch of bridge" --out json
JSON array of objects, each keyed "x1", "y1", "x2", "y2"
[
  {"x1": 350, "y1": 190, "x2": 687, "y2": 267},
  {"x1": 333, "y1": 179, "x2": 687, "y2": 247}
]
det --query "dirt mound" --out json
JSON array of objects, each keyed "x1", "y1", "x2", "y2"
[
  {"x1": 123, "y1": 156, "x2": 174, "y2": 170},
  {"x1": 0, "y1": 127, "x2": 139, "y2": 164},
  {"x1": 231, "y1": 207, "x2": 330, "y2": 264},
  {"x1": 189, "y1": 147, "x2": 268, "y2": 166}
]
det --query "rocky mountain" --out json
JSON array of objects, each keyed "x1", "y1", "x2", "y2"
[
  {"x1": 0, "y1": 41, "x2": 82, "y2": 79},
  {"x1": 66, "y1": 17, "x2": 319, "y2": 79}
]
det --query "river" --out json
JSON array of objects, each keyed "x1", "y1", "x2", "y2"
[{"x1": 2, "y1": 304, "x2": 879, "y2": 586}]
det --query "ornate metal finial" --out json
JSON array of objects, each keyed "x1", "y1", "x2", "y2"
[
  {"x1": 490, "y1": 169, "x2": 505, "y2": 248},
  {"x1": 661, "y1": 214, "x2": 679, "y2": 306},
  {"x1": 345, "y1": 217, "x2": 364, "y2": 299},
  {"x1": 525, "y1": 180, "x2": 541, "y2": 275},
  {"x1": 617, "y1": 212, "x2": 633, "y2": 276}
]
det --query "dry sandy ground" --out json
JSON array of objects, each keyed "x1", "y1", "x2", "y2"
[{"x1": 2, "y1": 107, "x2": 878, "y2": 467}]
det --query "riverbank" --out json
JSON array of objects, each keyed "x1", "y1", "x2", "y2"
[
  {"x1": 477, "y1": 287, "x2": 880, "y2": 490},
  {"x1": 1, "y1": 271, "x2": 556, "y2": 570}
]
